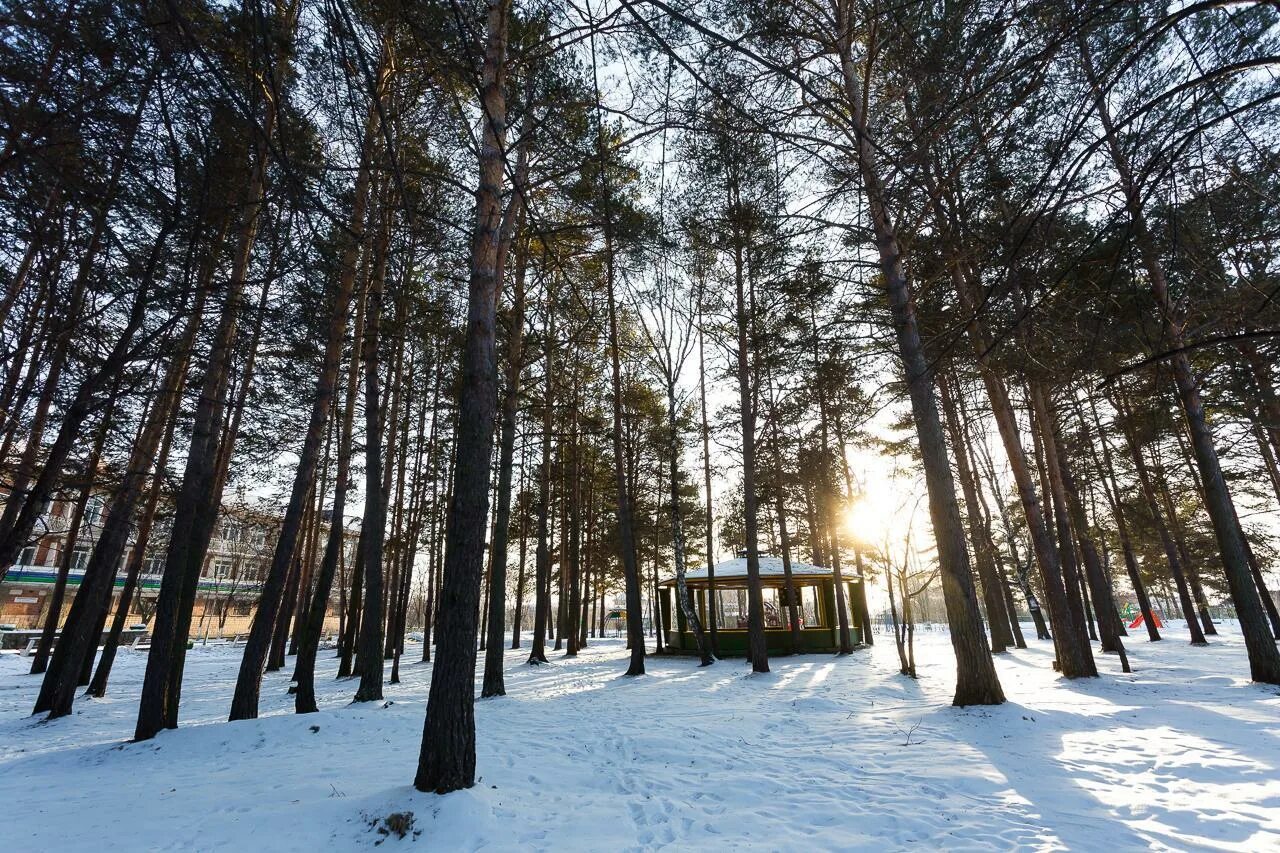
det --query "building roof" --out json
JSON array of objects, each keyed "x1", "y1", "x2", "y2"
[{"x1": 662, "y1": 556, "x2": 861, "y2": 586}]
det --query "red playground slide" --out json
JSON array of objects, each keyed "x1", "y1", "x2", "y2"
[{"x1": 1129, "y1": 612, "x2": 1164, "y2": 629}]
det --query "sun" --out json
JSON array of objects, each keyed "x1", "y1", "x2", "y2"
[
  {"x1": 843, "y1": 493, "x2": 899, "y2": 548},
  {"x1": 841, "y1": 474, "x2": 925, "y2": 553}
]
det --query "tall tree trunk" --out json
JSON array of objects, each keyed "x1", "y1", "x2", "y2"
[
  {"x1": 969, "y1": 417, "x2": 1049, "y2": 642},
  {"x1": 696, "y1": 285, "x2": 719, "y2": 655},
  {"x1": 951, "y1": 273, "x2": 1088, "y2": 674},
  {"x1": 580, "y1": 473, "x2": 596, "y2": 649},
  {"x1": 1084, "y1": 396, "x2": 1160, "y2": 642},
  {"x1": 940, "y1": 374, "x2": 1013, "y2": 653},
  {"x1": 87, "y1": 388, "x2": 180, "y2": 697},
  {"x1": 602, "y1": 193, "x2": 645, "y2": 676},
  {"x1": 1082, "y1": 42, "x2": 1280, "y2": 683},
  {"x1": 37, "y1": 268, "x2": 167, "y2": 717},
  {"x1": 482, "y1": 222, "x2": 529, "y2": 694},
  {"x1": 511, "y1": 450, "x2": 529, "y2": 650},
  {"x1": 953, "y1": 386, "x2": 1026, "y2": 648},
  {"x1": 414, "y1": 0, "x2": 510, "y2": 794},
  {"x1": 419, "y1": 368, "x2": 446, "y2": 664},
  {"x1": 1032, "y1": 387, "x2": 1099, "y2": 659},
  {"x1": 338, "y1": 529, "x2": 364, "y2": 678},
  {"x1": 728, "y1": 178, "x2": 769, "y2": 673},
  {"x1": 268, "y1": 552, "x2": 304, "y2": 672},
  {"x1": 134, "y1": 3, "x2": 298, "y2": 739},
  {"x1": 380, "y1": 296, "x2": 409, "y2": 662},
  {"x1": 835, "y1": 14, "x2": 1002, "y2": 703},
  {"x1": 29, "y1": 390, "x2": 117, "y2": 676},
  {"x1": 806, "y1": 302, "x2": 853, "y2": 656},
  {"x1": 1153, "y1": 444, "x2": 1217, "y2": 638},
  {"x1": 1112, "y1": 390, "x2": 1207, "y2": 646},
  {"x1": 353, "y1": 197, "x2": 395, "y2": 704},
  {"x1": 564, "y1": 408, "x2": 583, "y2": 657},
  {"x1": 85, "y1": 241, "x2": 215, "y2": 698},
  {"x1": 763, "y1": 379, "x2": 798, "y2": 654},
  {"x1": 528, "y1": 292, "x2": 554, "y2": 666},
  {"x1": 1037, "y1": 389, "x2": 1129, "y2": 670},
  {"x1": 295, "y1": 271, "x2": 367, "y2": 711}
]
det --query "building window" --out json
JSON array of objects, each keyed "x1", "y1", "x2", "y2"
[
  {"x1": 142, "y1": 554, "x2": 165, "y2": 577},
  {"x1": 19, "y1": 546, "x2": 38, "y2": 567},
  {"x1": 84, "y1": 497, "x2": 105, "y2": 527},
  {"x1": 212, "y1": 560, "x2": 233, "y2": 579},
  {"x1": 71, "y1": 547, "x2": 91, "y2": 572}
]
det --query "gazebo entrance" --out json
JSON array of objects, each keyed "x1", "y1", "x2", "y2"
[{"x1": 658, "y1": 556, "x2": 862, "y2": 655}]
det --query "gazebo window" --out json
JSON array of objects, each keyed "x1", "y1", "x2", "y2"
[
  {"x1": 716, "y1": 588, "x2": 746, "y2": 628},
  {"x1": 770, "y1": 586, "x2": 823, "y2": 628},
  {"x1": 710, "y1": 585, "x2": 824, "y2": 629},
  {"x1": 799, "y1": 586, "x2": 821, "y2": 626}
]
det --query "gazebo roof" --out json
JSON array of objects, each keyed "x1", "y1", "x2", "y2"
[{"x1": 661, "y1": 556, "x2": 859, "y2": 586}]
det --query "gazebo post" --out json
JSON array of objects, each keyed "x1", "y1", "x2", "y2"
[
  {"x1": 821, "y1": 578, "x2": 838, "y2": 649},
  {"x1": 846, "y1": 581, "x2": 861, "y2": 642},
  {"x1": 659, "y1": 589, "x2": 675, "y2": 651}
]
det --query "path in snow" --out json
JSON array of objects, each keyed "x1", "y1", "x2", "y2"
[{"x1": 2, "y1": 623, "x2": 1278, "y2": 851}]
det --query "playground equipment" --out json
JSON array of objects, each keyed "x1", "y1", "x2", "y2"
[{"x1": 1122, "y1": 602, "x2": 1163, "y2": 629}]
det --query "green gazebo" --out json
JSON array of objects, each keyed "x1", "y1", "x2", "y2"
[{"x1": 658, "y1": 556, "x2": 862, "y2": 655}]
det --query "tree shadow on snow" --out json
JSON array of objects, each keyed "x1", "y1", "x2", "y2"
[{"x1": 958, "y1": 698, "x2": 1273, "y2": 850}]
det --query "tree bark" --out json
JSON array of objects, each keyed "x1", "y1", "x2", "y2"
[
  {"x1": 1082, "y1": 41, "x2": 1280, "y2": 683},
  {"x1": 1084, "y1": 396, "x2": 1160, "y2": 641},
  {"x1": 482, "y1": 221, "x2": 529, "y2": 695},
  {"x1": 353, "y1": 197, "x2": 394, "y2": 704},
  {"x1": 528, "y1": 291, "x2": 554, "y2": 666},
  {"x1": 940, "y1": 374, "x2": 1013, "y2": 653},
  {"x1": 1036, "y1": 388, "x2": 1129, "y2": 670},
  {"x1": 29, "y1": 391, "x2": 116, "y2": 676},
  {"x1": 134, "y1": 3, "x2": 297, "y2": 739},
  {"x1": 414, "y1": 0, "x2": 510, "y2": 794},
  {"x1": 511, "y1": 448, "x2": 529, "y2": 649},
  {"x1": 1112, "y1": 390, "x2": 1207, "y2": 646},
  {"x1": 835, "y1": 12, "x2": 1002, "y2": 703},
  {"x1": 37, "y1": 270, "x2": 167, "y2": 717},
  {"x1": 951, "y1": 273, "x2": 1089, "y2": 675},
  {"x1": 601, "y1": 155, "x2": 646, "y2": 677},
  {"x1": 696, "y1": 286, "x2": 719, "y2": 656},
  {"x1": 295, "y1": 270, "x2": 367, "y2": 711},
  {"x1": 728, "y1": 175, "x2": 769, "y2": 673}
]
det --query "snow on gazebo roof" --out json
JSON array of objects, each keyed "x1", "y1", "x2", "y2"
[{"x1": 666, "y1": 555, "x2": 840, "y2": 585}]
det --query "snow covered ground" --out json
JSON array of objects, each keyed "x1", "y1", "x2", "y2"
[{"x1": 2, "y1": 623, "x2": 1278, "y2": 851}]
